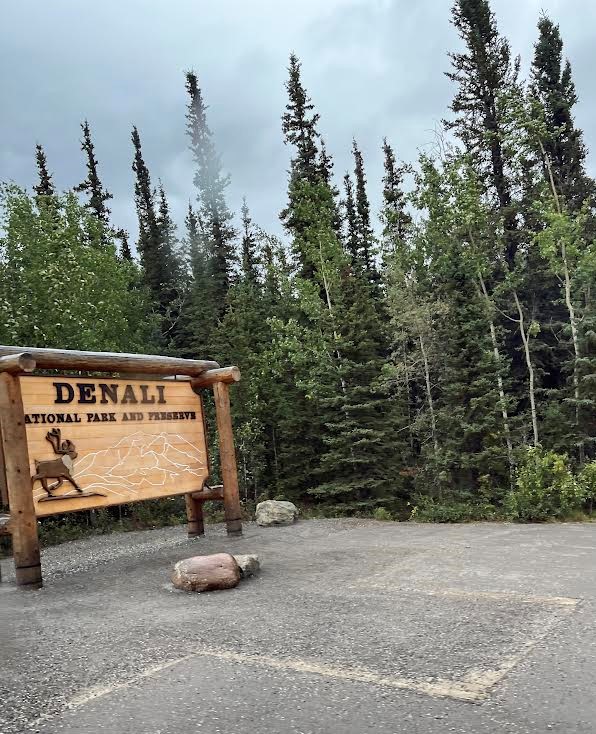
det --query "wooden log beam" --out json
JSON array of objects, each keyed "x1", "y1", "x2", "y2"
[
  {"x1": 213, "y1": 382, "x2": 242, "y2": 536},
  {"x1": 0, "y1": 373, "x2": 42, "y2": 588},
  {"x1": 0, "y1": 346, "x2": 219, "y2": 377},
  {"x1": 0, "y1": 353, "x2": 36, "y2": 374},
  {"x1": 190, "y1": 485, "x2": 224, "y2": 502},
  {"x1": 191, "y1": 366, "x2": 241, "y2": 391},
  {"x1": 185, "y1": 493, "x2": 205, "y2": 537}
]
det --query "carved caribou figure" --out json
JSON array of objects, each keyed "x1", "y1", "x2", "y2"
[{"x1": 31, "y1": 428, "x2": 83, "y2": 496}]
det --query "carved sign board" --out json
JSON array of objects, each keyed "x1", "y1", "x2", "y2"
[{"x1": 19, "y1": 376, "x2": 208, "y2": 517}]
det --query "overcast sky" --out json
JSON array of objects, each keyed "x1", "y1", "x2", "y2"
[{"x1": 1, "y1": 0, "x2": 595, "y2": 243}]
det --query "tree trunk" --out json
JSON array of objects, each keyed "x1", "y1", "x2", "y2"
[
  {"x1": 562, "y1": 243, "x2": 581, "y2": 437},
  {"x1": 513, "y1": 290, "x2": 539, "y2": 446},
  {"x1": 478, "y1": 273, "x2": 514, "y2": 483},
  {"x1": 318, "y1": 237, "x2": 347, "y2": 395},
  {"x1": 419, "y1": 334, "x2": 438, "y2": 455},
  {"x1": 540, "y1": 141, "x2": 582, "y2": 456},
  {"x1": 402, "y1": 335, "x2": 415, "y2": 455}
]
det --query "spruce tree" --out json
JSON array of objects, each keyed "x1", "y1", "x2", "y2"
[
  {"x1": 240, "y1": 198, "x2": 259, "y2": 283},
  {"x1": 446, "y1": 0, "x2": 550, "y2": 455},
  {"x1": 131, "y1": 126, "x2": 161, "y2": 292},
  {"x1": 281, "y1": 54, "x2": 320, "y2": 183},
  {"x1": 116, "y1": 228, "x2": 133, "y2": 261},
  {"x1": 281, "y1": 54, "x2": 325, "y2": 277},
  {"x1": 529, "y1": 16, "x2": 594, "y2": 213},
  {"x1": 313, "y1": 265, "x2": 396, "y2": 509},
  {"x1": 218, "y1": 208, "x2": 270, "y2": 500},
  {"x1": 75, "y1": 120, "x2": 112, "y2": 226},
  {"x1": 131, "y1": 126, "x2": 180, "y2": 342},
  {"x1": 351, "y1": 140, "x2": 378, "y2": 283},
  {"x1": 184, "y1": 70, "x2": 236, "y2": 329},
  {"x1": 318, "y1": 140, "x2": 335, "y2": 190},
  {"x1": 33, "y1": 144, "x2": 55, "y2": 197},
  {"x1": 174, "y1": 203, "x2": 209, "y2": 359},
  {"x1": 156, "y1": 182, "x2": 181, "y2": 287},
  {"x1": 447, "y1": 0, "x2": 520, "y2": 266},
  {"x1": 380, "y1": 138, "x2": 412, "y2": 249},
  {"x1": 342, "y1": 173, "x2": 359, "y2": 265},
  {"x1": 184, "y1": 202, "x2": 208, "y2": 293},
  {"x1": 157, "y1": 182, "x2": 184, "y2": 348}
]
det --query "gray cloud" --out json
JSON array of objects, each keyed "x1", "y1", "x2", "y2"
[{"x1": 1, "y1": 0, "x2": 594, "y2": 244}]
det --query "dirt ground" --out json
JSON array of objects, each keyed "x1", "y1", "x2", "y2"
[{"x1": 1, "y1": 519, "x2": 595, "y2": 733}]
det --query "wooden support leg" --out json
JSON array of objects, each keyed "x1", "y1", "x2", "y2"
[
  {"x1": 0, "y1": 373, "x2": 42, "y2": 589},
  {"x1": 213, "y1": 382, "x2": 242, "y2": 536},
  {"x1": 185, "y1": 493, "x2": 205, "y2": 537}
]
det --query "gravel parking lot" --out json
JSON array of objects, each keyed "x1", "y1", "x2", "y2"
[{"x1": 1, "y1": 519, "x2": 595, "y2": 733}]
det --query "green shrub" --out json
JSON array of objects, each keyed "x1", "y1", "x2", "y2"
[
  {"x1": 505, "y1": 447, "x2": 586, "y2": 521},
  {"x1": 409, "y1": 497, "x2": 501, "y2": 523},
  {"x1": 579, "y1": 461, "x2": 596, "y2": 505},
  {"x1": 372, "y1": 507, "x2": 393, "y2": 521}
]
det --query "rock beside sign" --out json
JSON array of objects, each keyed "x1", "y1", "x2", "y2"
[
  {"x1": 255, "y1": 500, "x2": 299, "y2": 527},
  {"x1": 171, "y1": 553, "x2": 240, "y2": 592},
  {"x1": 233, "y1": 554, "x2": 260, "y2": 578}
]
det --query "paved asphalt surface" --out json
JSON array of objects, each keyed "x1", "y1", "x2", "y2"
[{"x1": 1, "y1": 519, "x2": 595, "y2": 733}]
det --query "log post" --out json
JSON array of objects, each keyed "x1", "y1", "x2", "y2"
[
  {"x1": 185, "y1": 493, "x2": 205, "y2": 537},
  {"x1": 191, "y1": 366, "x2": 240, "y2": 392},
  {"x1": 0, "y1": 420, "x2": 7, "y2": 507},
  {"x1": 0, "y1": 373, "x2": 42, "y2": 589},
  {"x1": 213, "y1": 382, "x2": 242, "y2": 536}
]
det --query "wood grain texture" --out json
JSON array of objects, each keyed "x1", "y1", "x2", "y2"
[
  {"x1": 20, "y1": 376, "x2": 208, "y2": 517},
  {"x1": 0, "y1": 345, "x2": 219, "y2": 376},
  {"x1": 191, "y1": 485, "x2": 224, "y2": 502},
  {"x1": 213, "y1": 382, "x2": 242, "y2": 536},
  {"x1": 0, "y1": 353, "x2": 36, "y2": 374},
  {"x1": 185, "y1": 493, "x2": 205, "y2": 537},
  {"x1": 0, "y1": 373, "x2": 42, "y2": 587},
  {"x1": 0, "y1": 419, "x2": 7, "y2": 507},
  {"x1": 191, "y1": 366, "x2": 241, "y2": 390}
]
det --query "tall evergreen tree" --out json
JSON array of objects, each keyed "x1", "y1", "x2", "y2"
[
  {"x1": 75, "y1": 120, "x2": 112, "y2": 226},
  {"x1": 156, "y1": 183, "x2": 180, "y2": 280},
  {"x1": 240, "y1": 198, "x2": 259, "y2": 283},
  {"x1": 351, "y1": 140, "x2": 378, "y2": 282},
  {"x1": 184, "y1": 70, "x2": 236, "y2": 330},
  {"x1": 173, "y1": 202, "x2": 209, "y2": 359},
  {"x1": 529, "y1": 16, "x2": 594, "y2": 214},
  {"x1": 281, "y1": 54, "x2": 320, "y2": 183},
  {"x1": 446, "y1": 0, "x2": 549, "y2": 455},
  {"x1": 33, "y1": 144, "x2": 55, "y2": 197},
  {"x1": 280, "y1": 54, "x2": 327, "y2": 277},
  {"x1": 131, "y1": 126, "x2": 179, "y2": 340},
  {"x1": 131, "y1": 126, "x2": 161, "y2": 291},
  {"x1": 318, "y1": 140, "x2": 335, "y2": 189},
  {"x1": 116, "y1": 228, "x2": 133, "y2": 261},
  {"x1": 342, "y1": 173, "x2": 359, "y2": 264},
  {"x1": 447, "y1": 0, "x2": 520, "y2": 266},
  {"x1": 380, "y1": 138, "x2": 412, "y2": 249}
]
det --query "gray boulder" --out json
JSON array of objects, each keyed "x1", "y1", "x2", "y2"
[
  {"x1": 171, "y1": 553, "x2": 240, "y2": 592},
  {"x1": 255, "y1": 500, "x2": 299, "y2": 527},
  {"x1": 233, "y1": 554, "x2": 260, "y2": 578}
]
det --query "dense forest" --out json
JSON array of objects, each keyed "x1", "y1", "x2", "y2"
[{"x1": 2, "y1": 0, "x2": 596, "y2": 523}]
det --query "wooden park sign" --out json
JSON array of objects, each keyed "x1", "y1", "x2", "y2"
[
  {"x1": 24, "y1": 377, "x2": 209, "y2": 515},
  {"x1": 0, "y1": 346, "x2": 243, "y2": 589}
]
